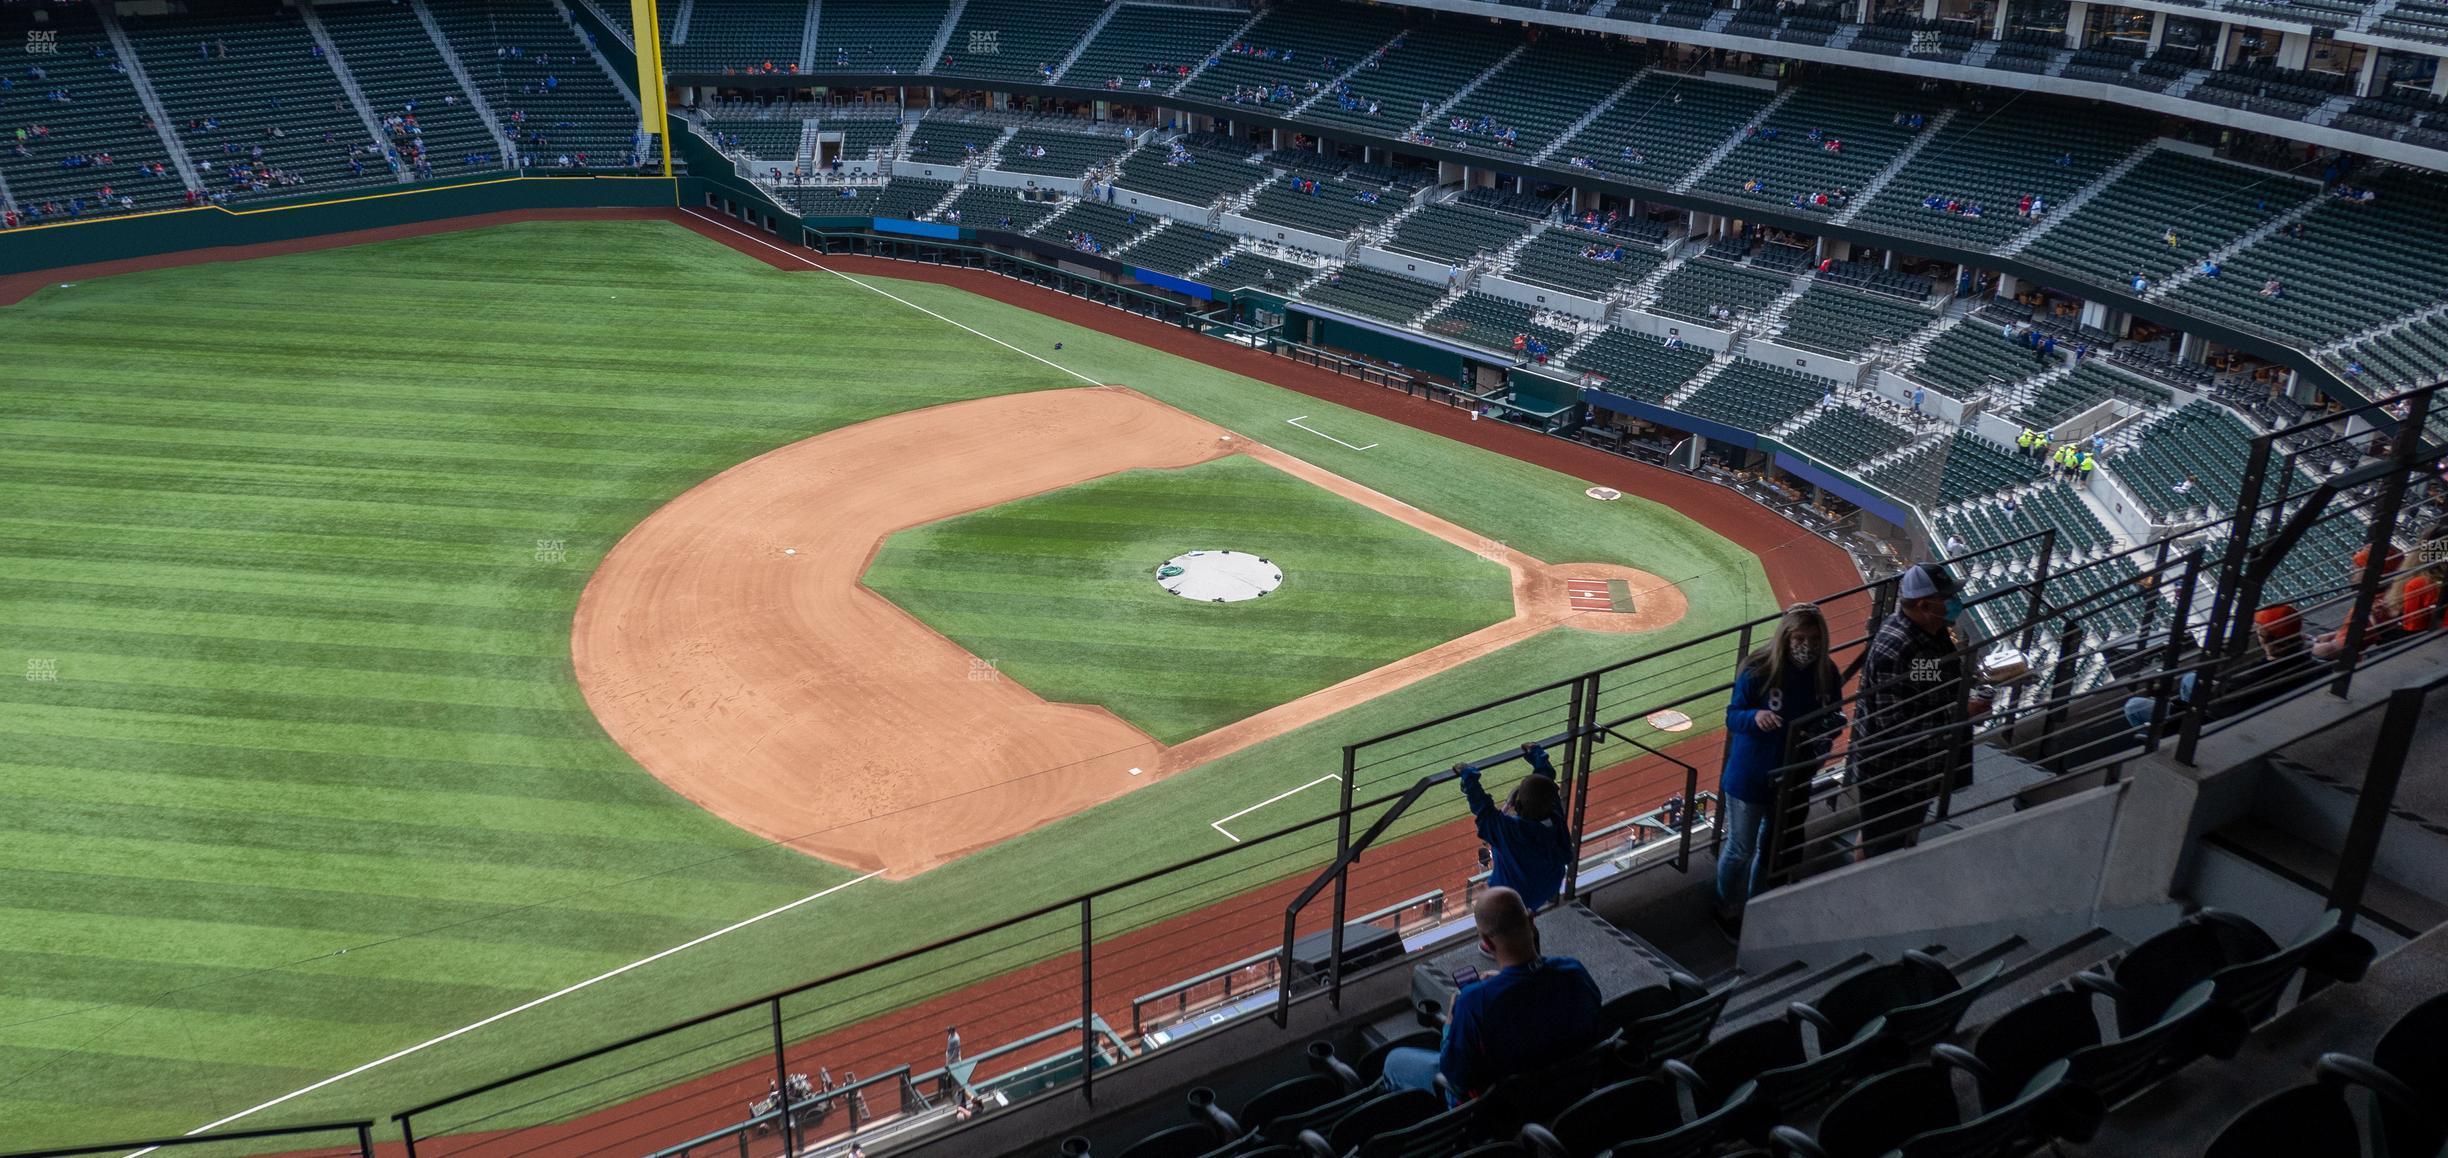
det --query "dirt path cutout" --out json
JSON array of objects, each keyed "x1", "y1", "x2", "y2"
[{"x1": 574, "y1": 387, "x2": 1684, "y2": 877}]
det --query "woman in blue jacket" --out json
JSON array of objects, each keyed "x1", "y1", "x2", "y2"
[{"x1": 1715, "y1": 602, "x2": 1843, "y2": 932}]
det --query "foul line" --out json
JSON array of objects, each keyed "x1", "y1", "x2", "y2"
[
  {"x1": 137, "y1": 871, "x2": 884, "y2": 1154},
  {"x1": 683, "y1": 209, "x2": 1105, "y2": 387},
  {"x1": 1210, "y1": 775, "x2": 1343, "y2": 843},
  {"x1": 1284, "y1": 416, "x2": 1377, "y2": 452}
]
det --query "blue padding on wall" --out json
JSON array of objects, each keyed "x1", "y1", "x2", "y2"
[
  {"x1": 1130, "y1": 267, "x2": 1216, "y2": 300},
  {"x1": 1583, "y1": 389, "x2": 1757, "y2": 449},
  {"x1": 874, "y1": 218, "x2": 961, "y2": 239},
  {"x1": 1773, "y1": 451, "x2": 1911, "y2": 526}
]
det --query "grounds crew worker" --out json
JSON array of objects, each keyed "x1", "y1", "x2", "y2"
[
  {"x1": 2017, "y1": 427, "x2": 2037, "y2": 457},
  {"x1": 1848, "y1": 563, "x2": 1992, "y2": 860}
]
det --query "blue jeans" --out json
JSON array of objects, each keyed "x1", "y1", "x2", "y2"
[
  {"x1": 2123, "y1": 671, "x2": 2199, "y2": 732},
  {"x1": 1714, "y1": 794, "x2": 1771, "y2": 915},
  {"x1": 1381, "y1": 1045, "x2": 1445, "y2": 1100}
]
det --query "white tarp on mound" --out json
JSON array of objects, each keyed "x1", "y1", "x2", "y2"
[{"x1": 1156, "y1": 550, "x2": 1282, "y2": 603}]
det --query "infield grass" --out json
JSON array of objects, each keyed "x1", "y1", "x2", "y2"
[
  {"x1": 0, "y1": 219, "x2": 1775, "y2": 1145},
  {"x1": 864, "y1": 456, "x2": 1516, "y2": 743}
]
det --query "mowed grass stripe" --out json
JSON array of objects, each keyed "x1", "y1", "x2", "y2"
[
  {"x1": 867, "y1": 457, "x2": 1515, "y2": 743},
  {"x1": 0, "y1": 219, "x2": 1768, "y2": 1143}
]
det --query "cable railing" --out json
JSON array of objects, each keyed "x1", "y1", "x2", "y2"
[{"x1": 342, "y1": 381, "x2": 2448, "y2": 1158}]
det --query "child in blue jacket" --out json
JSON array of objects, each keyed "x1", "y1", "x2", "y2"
[{"x1": 1460, "y1": 743, "x2": 1572, "y2": 910}]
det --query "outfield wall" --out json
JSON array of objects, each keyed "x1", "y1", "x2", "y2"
[{"x1": 0, "y1": 174, "x2": 675, "y2": 277}]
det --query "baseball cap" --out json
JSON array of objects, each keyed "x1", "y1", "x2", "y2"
[
  {"x1": 2253, "y1": 604, "x2": 2302, "y2": 638},
  {"x1": 1898, "y1": 563, "x2": 1957, "y2": 601}
]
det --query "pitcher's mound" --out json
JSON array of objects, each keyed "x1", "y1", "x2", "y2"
[
  {"x1": 1542, "y1": 564, "x2": 1689, "y2": 633},
  {"x1": 1156, "y1": 550, "x2": 1283, "y2": 603}
]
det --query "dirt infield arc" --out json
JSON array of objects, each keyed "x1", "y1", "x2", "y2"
[
  {"x1": 7, "y1": 207, "x2": 1863, "y2": 1154},
  {"x1": 574, "y1": 385, "x2": 1686, "y2": 878}
]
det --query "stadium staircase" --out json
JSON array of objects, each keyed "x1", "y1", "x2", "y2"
[
  {"x1": 1743, "y1": 276, "x2": 1815, "y2": 341},
  {"x1": 552, "y1": 0, "x2": 645, "y2": 116},
  {"x1": 572, "y1": 0, "x2": 635, "y2": 48},
  {"x1": 96, "y1": 7, "x2": 203, "y2": 191},
  {"x1": 1624, "y1": 243, "x2": 1699, "y2": 310},
  {"x1": 1670, "y1": 83, "x2": 1799, "y2": 194},
  {"x1": 1285, "y1": 30, "x2": 1411, "y2": 118},
  {"x1": 1408, "y1": 43, "x2": 1528, "y2": 136},
  {"x1": 1994, "y1": 138, "x2": 2165, "y2": 257},
  {"x1": 1825, "y1": 108, "x2": 1957, "y2": 226},
  {"x1": 1046, "y1": 1, "x2": 1121, "y2": 82},
  {"x1": 1165, "y1": 8, "x2": 1268, "y2": 97},
  {"x1": 797, "y1": 116, "x2": 821, "y2": 168},
  {"x1": 408, "y1": 0, "x2": 519, "y2": 163},
  {"x1": 2316, "y1": 294, "x2": 2448, "y2": 357},
  {"x1": 1823, "y1": 18, "x2": 1864, "y2": 48},
  {"x1": 1529, "y1": 67, "x2": 1654, "y2": 166},
  {"x1": 922, "y1": 0, "x2": 969, "y2": 75},
  {"x1": 668, "y1": 0, "x2": 697, "y2": 45},
  {"x1": 2161, "y1": 66, "x2": 2213, "y2": 100},
  {"x1": 799, "y1": 0, "x2": 823, "y2": 75},
  {"x1": 1660, "y1": 351, "x2": 1735, "y2": 405},
  {"x1": 291, "y1": 5, "x2": 393, "y2": 171},
  {"x1": 2143, "y1": 192, "x2": 2329, "y2": 301}
]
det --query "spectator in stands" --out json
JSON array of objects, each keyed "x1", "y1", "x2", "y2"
[
  {"x1": 1850, "y1": 563, "x2": 1991, "y2": 860},
  {"x1": 2125, "y1": 604, "x2": 2326, "y2": 736},
  {"x1": 1380, "y1": 886, "x2": 1604, "y2": 1102},
  {"x1": 1943, "y1": 532, "x2": 1966, "y2": 555},
  {"x1": 1457, "y1": 744, "x2": 1571, "y2": 910},
  {"x1": 1714, "y1": 602, "x2": 1842, "y2": 932},
  {"x1": 2261, "y1": 277, "x2": 2283, "y2": 299},
  {"x1": 2314, "y1": 547, "x2": 2439, "y2": 658},
  {"x1": 2174, "y1": 474, "x2": 2197, "y2": 496},
  {"x1": 1912, "y1": 385, "x2": 1926, "y2": 413}
]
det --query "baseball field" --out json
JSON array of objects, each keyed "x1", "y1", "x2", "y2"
[{"x1": 0, "y1": 214, "x2": 1792, "y2": 1147}]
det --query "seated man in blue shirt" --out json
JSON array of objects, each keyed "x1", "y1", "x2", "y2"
[
  {"x1": 1382, "y1": 887, "x2": 1606, "y2": 1102},
  {"x1": 1461, "y1": 744, "x2": 1573, "y2": 910}
]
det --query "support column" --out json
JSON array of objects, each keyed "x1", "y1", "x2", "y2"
[
  {"x1": 2067, "y1": 1, "x2": 2088, "y2": 49},
  {"x1": 2434, "y1": 67, "x2": 2448, "y2": 96},
  {"x1": 1998, "y1": 272, "x2": 2020, "y2": 297},
  {"x1": 1923, "y1": 0, "x2": 1940, "y2": 20},
  {"x1": 2357, "y1": 47, "x2": 2380, "y2": 97},
  {"x1": 2079, "y1": 299, "x2": 2110, "y2": 330},
  {"x1": 2212, "y1": 26, "x2": 2230, "y2": 69},
  {"x1": 1993, "y1": 0, "x2": 2011, "y2": 39},
  {"x1": 2277, "y1": 31, "x2": 2311, "y2": 70},
  {"x1": 2178, "y1": 332, "x2": 2204, "y2": 361},
  {"x1": 2148, "y1": 9, "x2": 2166, "y2": 50}
]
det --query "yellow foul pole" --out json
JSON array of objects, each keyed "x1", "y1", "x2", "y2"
[{"x1": 632, "y1": 0, "x2": 674, "y2": 177}]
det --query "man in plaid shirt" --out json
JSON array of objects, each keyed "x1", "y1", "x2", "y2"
[{"x1": 1851, "y1": 564, "x2": 1992, "y2": 859}]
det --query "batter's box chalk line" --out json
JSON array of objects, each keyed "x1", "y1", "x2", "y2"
[
  {"x1": 1210, "y1": 774, "x2": 1343, "y2": 842},
  {"x1": 1285, "y1": 416, "x2": 1377, "y2": 452}
]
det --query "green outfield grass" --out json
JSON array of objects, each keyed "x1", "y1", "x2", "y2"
[
  {"x1": 0, "y1": 219, "x2": 1776, "y2": 1145},
  {"x1": 864, "y1": 457, "x2": 1516, "y2": 743}
]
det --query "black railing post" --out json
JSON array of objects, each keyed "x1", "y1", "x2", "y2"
[
  {"x1": 2192, "y1": 434, "x2": 2276, "y2": 729},
  {"x1": 2019, "y1": 529, "x2": 2059, "y2": 654},
  {"x1": 1326, "y1": 742, "x2": 1357, "y2": 1010},
  {"x1": 1560, "y1": 674, "x2": 1592, "y2": 901},
  {"x1": 357, "y1": 1123, "x2": 376, "y2": 1158},
  {"x1": 2143, "y1": 551, "x2": 2206, "y2": 762},
  {"x1": 770, "y1": 997, "x2": 795, "y2": 1156},
  {"x1": 1080, "y1": 895, "x2": 1096, "y2": 1105},
  {"x1": 1274, "y1": 909, "x2": 1297, "y2": 1029},
  {"x1": 398, "y1": 1116, "x2": 419, "y2": 1158},
  {"x1": 2328, "y1": 686, "x2": 2428, "y2": 932},
  {"x1": 2038, "y1": 621, "x2": 2084, "y2": 771},
  {"x1": 2329, "y1": 388, "x2": 2430, "y2": 697}
]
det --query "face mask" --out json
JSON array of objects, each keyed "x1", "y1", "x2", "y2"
[{"x1": 1787, "y1": 641, "x2": 1819, "y2": 666}]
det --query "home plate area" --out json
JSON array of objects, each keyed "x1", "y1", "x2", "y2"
[{"x1": 1566, "y1": 578, "x2": 1637, "y2": 615}]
